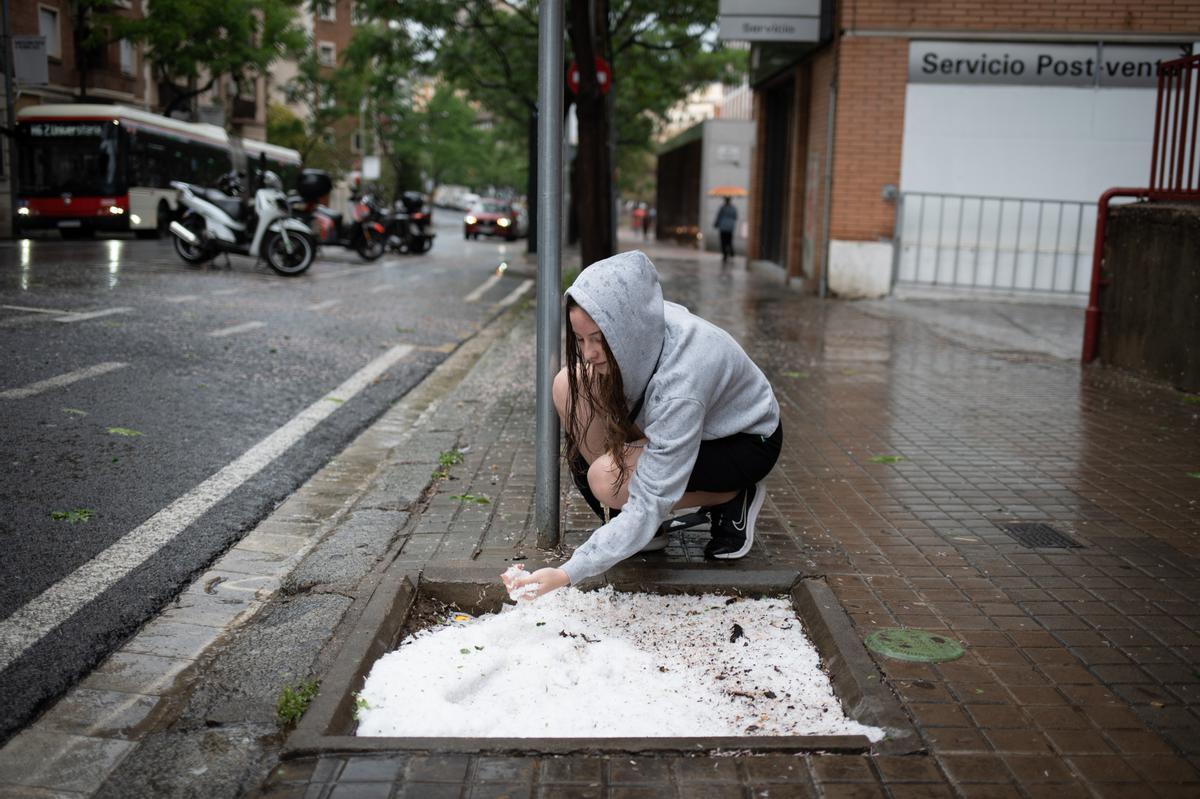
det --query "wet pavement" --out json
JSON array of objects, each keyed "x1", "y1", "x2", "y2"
[{"x1": 4, "y1": 234, "x2": 1200, "y2": 797}]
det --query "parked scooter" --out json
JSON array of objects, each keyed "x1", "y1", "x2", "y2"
[
  {"x1": 288, "y1": 170, "x2": 387, "y2": 262},
  {"x1": 169, "y1": 170, "x2": 316, "y2": 276},
  {"x1": 385, "y1": 191, "x2": 436, "y2": 255}
]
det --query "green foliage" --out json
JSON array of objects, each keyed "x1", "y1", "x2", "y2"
[
  {"x1": 869, "y1": 456, "x2": 904, "y2": 464},
  {"x1": 432, "y1": 449, "x2": 465, "y2": 479},
  {"x1": 276, "y1": 679, "x2": 320, "y2": 726},
  {"x1": 105, "y1": 0, "x2": 306, "y2": 118},
  {"x1": 1187, "y1": 472, "x2": 1200, "y2": 479},
  {"x1": 348, "y1": 0, "x2": 743, "y2": 199},
  {"x1": 62, "y1": 408, "x2": 88, "y2": 416},
  {"x1": 106, "y1": 427, "x2": 143, "y2": 437},
  {"x1": 781, "y1": 371, "x2": 809, "y2": 379},
  {"x1": 1182, "y1": 395, "x2": 1200, "y2": 405},
  {"x1": 50, "y1": 509, "x2": 95, "y2": 524},
  {"x1": 352, "y1": 694, "x2": 370, "y2": 720}
]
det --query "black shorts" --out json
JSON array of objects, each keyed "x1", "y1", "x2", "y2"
[{"x1": 686, "y1": 422, "x2": 782, "y2": 493}]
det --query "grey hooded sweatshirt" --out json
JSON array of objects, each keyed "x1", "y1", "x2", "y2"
[{"x1": 560, "y1": 250, "x2": 780, "y2": 585}]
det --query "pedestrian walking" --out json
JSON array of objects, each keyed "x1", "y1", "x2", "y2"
[
  {"x1": 642, "y1": 206, "x2": 655, "y2": 240},
  {"x1": 714, "y1": 197, "x2": 737, "y2": 262},
  {"x1": 503, "y1": 251, "x2": 782, "y2": 599},
  {"x1": 631, "y1": 203, "x2": 646, "y2": 233}
]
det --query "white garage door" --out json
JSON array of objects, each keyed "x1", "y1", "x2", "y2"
[{"x1": 894, "y1": 41, "x2": 1191, "y2": 295}]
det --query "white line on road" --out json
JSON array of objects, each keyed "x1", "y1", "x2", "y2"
[
  {"x1": 307, "y1": 299, "x2": 341, "y2": 311},
  {"x1": 0, "y1": 344, "x2": 415, "y2": 673},
  {"x1": 495, "y1": 279, "x2": 534, "y2": 308},
  {"x1": 1, "y1": 304, "x2": 69, "y2": 315},
  {"x1": 208, "y1": 321, "x2": 267, "y2": 337},
  {"x1": 0, "y1": 362, "x2": 129, "y2": 400},
  {"x1": 464, "y1": 273, "x2": 502, "y2": 303},
  {"x1": 370, "y1": 284, "x2": 399, "y2": 294},
  {"x1": 210, "y1": 288, "x2": 241, "y2": 296},
  {"x1": 162, "y1": 295, "x2": 200, "y2": 304},
  {"x1": 53, "y1": 307, "x2": 132, "y2": 323}
]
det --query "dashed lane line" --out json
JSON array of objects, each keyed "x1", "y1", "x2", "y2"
[
  {"x1": 307, "y1": 299, "x2": 341, "y2": 311},
  {"x1": 53, "y1": 307, "x2": 133, "y2": 323},
  {"x1": 0, "y1": 343, "x2": 415, "y2": 673},
  {"x1": 463, "y1": 273, "x2": 503, "y2": 303},
  {"x1": 0, "y1": 362, "x2": 129, "y2": 400},
  {"x1": 495, "y1": 279, "x2": 534, "y2": 308},
  {"x1": 208, "y1": 321, "x2": 267, "y2": 337}
]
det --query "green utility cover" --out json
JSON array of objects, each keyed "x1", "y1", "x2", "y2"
[{"x1": 864, "y1": 629, "x2": 965, "y2": 663}]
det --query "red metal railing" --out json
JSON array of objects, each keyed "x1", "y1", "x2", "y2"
[
  {"x1": 1082, "y1": 53, "x2": 1200, "y2": 363},
  {"x1": 1150, "y1": 53, "x2": 1200, "y2": 198}
]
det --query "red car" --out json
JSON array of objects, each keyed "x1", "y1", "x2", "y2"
[{"x1": 463, "y1": 199, "x2": 526, "y2": 241}]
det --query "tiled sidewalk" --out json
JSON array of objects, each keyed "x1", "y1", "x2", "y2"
[{"x1": 263, "y1": 243, "x2": 1200, "y2": 798}]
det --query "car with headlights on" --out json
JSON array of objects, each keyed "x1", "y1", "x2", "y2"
[{"x1": 463, "y1": 198, "x2": 527, "y2": 241}]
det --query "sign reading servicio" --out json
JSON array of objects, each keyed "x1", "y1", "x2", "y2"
[{"x1": 909, "y1": 41, "x2": 1193, "y2": 87}]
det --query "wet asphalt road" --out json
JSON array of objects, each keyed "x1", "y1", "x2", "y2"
[{"x1": 0, "y1": 212, "x2": 534, "y2": 738}]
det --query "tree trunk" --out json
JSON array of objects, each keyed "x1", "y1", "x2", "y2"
[{"x1": 568, "y1": 0, "x2": 613, "y2": 269}]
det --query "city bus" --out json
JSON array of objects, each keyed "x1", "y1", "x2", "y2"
[{"x1": 15, "y1": 104, "x2": 301, "y2": 239}]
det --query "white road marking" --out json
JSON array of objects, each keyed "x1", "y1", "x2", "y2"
[
  {"x1": 307, "y1": 299, "x2": 341, "y2": 311},
  {"x1": 210, "y1": 288, "x2": 241, "y2": 296},
  {"x1": 370, "y1": 284, "x2": 399, "y2": 294},
  {"x1": 208, "y1": 321, "x2": 267, "y2": 337},
  {"x1": 53, "y1": 307, "x2": 132, "y2": 323},
  {"x1": 495, "y1": 279, "x2": 534, "y2": 308},
  {"x1": 0, "y1": 362, "x2": 129, "y2": 400},
  {"x1": 162, "y1": 295, "x2": 200, "y2": 303},
  {"x1": 0, "y1": 344, "x2": 415, "y2": 672},
  {"x1": 1, "y1": 304, "x2": 69, "y2": 315},
  {"x1": 464, "y1": 273, "x2": 502, "y2": 303}
]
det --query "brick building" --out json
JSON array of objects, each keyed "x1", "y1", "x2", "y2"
[{"x1": 734, "y1": 1, "x2": 1200, "y2": 298}]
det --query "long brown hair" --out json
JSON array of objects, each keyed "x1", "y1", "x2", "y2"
[{"x1": 564, "y1": 296, "x2": 642, "y2": 491}]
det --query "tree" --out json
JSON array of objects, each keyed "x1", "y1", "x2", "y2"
[
  {"x1": 107, "y1": 0, "x2": 306, "y2": 121},
  {"x1": 349, "y1": 1, "x2": 742, "y2": 262}
]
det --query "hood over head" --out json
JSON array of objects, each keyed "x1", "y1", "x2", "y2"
[{"x1": 565, "y1": 250, "x2": 665, "y2": 407}]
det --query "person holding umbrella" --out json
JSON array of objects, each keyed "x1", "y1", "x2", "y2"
[{"x1": 714, "y1": 198, "x2": 737, "y2": 262}]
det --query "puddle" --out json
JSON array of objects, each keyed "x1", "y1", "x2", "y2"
[{"x1": 356, "y1": 587, "x2": 884, "y2": 740}]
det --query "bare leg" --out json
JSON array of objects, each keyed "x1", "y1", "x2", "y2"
[
  {"x1": 555, "y1": 367, "x2": 737, "y2": 511},
  {"x1": 588, "y1": 445, "x2": 736, "y2": 511}
]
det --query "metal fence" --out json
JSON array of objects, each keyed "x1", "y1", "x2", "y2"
[
  {"x1": 892, "y1": 192, "x2": 1098, "y2": 295},
  {"x1": 1150, "y1": 53, "x2": 1200, "y2": 198}
]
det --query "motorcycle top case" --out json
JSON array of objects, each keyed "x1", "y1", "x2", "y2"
[{"x1": 297, "y1": 169, "x2": 333, "y2": 203}]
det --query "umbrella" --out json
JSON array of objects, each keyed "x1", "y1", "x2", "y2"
[{"x1": 707, "y1": 185, "x2": 747, "y2": 197}]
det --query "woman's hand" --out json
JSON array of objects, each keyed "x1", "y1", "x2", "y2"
[{"x1": 500, "y1": 564, "x2": 570, "y2": 600}]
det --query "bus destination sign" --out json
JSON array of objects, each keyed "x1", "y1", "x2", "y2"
[{"x1": 27, "y1": 122, "x2": 108, "y2": 137}]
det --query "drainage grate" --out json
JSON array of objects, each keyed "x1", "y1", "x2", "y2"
[{"x1": 998, "y1": 523, "x2": 1081, "y2": 549}]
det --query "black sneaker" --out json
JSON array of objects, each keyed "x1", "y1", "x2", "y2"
[
  {"x1": 640, "y1": 510, "x2": 710, "y2": 553},
  {"x1": 704, "y1": 482, "x2": 765, "y2": 560}
]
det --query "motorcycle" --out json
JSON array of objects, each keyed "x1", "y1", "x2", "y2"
[
  {"x1": 385, "y1": 191, "x2": 436, "y2": 255},
  {"x1": 169, "y1": 171, "x2": 316, "y2": 277},
  {"x1": 300, "y1": 193, "x2": 388, "y2": 262}
]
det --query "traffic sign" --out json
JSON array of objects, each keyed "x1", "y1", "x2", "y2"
[{"x1": 567, "y1": 57, "x2": 611, "y2": 95}]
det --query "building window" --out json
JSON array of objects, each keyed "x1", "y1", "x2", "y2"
[
  {"x1": 119, "y1": 39, "x2": 135, "y2": 76},
  {"x1": 317, "y1": 0, "x2": 336, "y2": 22},
  {"x1": 317, "y1": 41, "x2": 336, "y2": 67},
  {"x1": 322, "y1": 131, "x2": 336, "y2": 147},
  {"x1": 38, "y1": 5, "x2": 61, "y2": 58},
  {"x1": 351, "y1": 2, "x2": 368, "y2": 25}
]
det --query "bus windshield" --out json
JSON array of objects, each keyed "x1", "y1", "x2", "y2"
[{"x1": 18, "y1": 120, "x2": 124, "y2": 196}]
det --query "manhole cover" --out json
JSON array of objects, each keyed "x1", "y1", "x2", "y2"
[
  {"x1": 997, "y1": 523, "x2": 1081, "y2": 549},
  {"x1": 864, "y1": 629, "x2": 965, "y2": 663}
]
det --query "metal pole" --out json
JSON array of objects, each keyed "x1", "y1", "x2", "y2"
[
  {"x1": 1, "y1": 0, "x2": 19, "y2": 237},
  {"x1": 535, "y1": 0, "x2": 564, "y2": 549}
]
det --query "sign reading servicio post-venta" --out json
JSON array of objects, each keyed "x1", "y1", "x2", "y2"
[{"x1": 909, "y1": 41, "x2": 1194, "y2": 88}]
